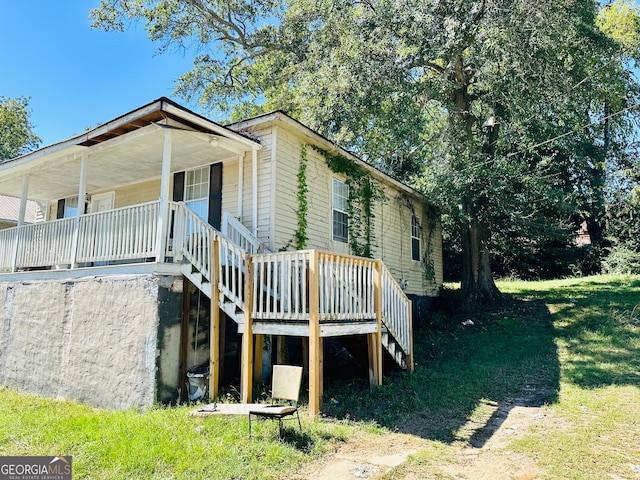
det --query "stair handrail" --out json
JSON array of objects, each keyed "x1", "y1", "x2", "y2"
[
  {"x1": 221, "y1": 212, "x2": 268, "y2": 254},
  {"x1": 379, "y1": 263, "x2": 412, "y2": 359},
  {"x1": 173, "y1": 203, "x2": 215, "y2": 282},
  {"x1": 172, "y1": 202, "x2": 247, "y2": 313}
]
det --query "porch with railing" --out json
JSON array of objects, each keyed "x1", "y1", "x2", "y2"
[{"x1": 0, "y1": 199, "x2": 413, "y2": 415}]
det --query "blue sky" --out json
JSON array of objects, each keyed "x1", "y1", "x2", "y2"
[{"x1": 0, "y1": 2, "x2": 199, "y2": 146}]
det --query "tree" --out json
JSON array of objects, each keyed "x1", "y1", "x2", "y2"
[
  {"x1": 92, "y1": 0, "x2": 637, "y2": 305},
  {"x1": 0, "y1": 96, "x2": 41, "y2": 161}
]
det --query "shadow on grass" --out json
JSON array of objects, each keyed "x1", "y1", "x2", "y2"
[
  {"x1": 517, "y1": 279, "x2": 640, "y2": 390},
  {"x1": 321, "y1": 277, "x2": 640, "y2": 447},
  {"x1": 322, "y1": 295, "x2": 561, "y2": 445}
]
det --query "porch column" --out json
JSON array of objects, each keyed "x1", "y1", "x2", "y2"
[
  {"x1": 70, "y1": 156, "x2": 87, "y2": 269},
  {"x1": 18, "y1": 175, "x2": 29, "y2": 226},
  {"x1": 11, "y1": 175, "x2": 30, "y2": 271},
  {"x1": 156, "y1": 129, "x2": 172, "y2": 262},
  {"x1": 252, "y1": 148, "x2": 258, "y2": 236}
]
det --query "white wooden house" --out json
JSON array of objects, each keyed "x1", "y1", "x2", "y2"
[{"x1": 0, "y1": 98, "x2": 442, "y2": 415}]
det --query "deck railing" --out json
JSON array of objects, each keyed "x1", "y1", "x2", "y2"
[
  {"x1": 172, "y1": 202, "x2": 213, "y2": 280},
  {"x1": 380, "y1": 263, "x2": 412, "y2": 357},
  {"x1": 171, "y1": 203, "x2": 248, "y2": 312},
  {"x1": 217, "y1": 234, "x2": 247, "y2": 313},
  {"x1": 252, "y1": 251, "x2": 310, "y2": 321},
  {"x1": 14, "y1": 217, "x2": 75, "y2": 269},
  {"x1": 318, "y1": 252, "x2": 376, "y2": 322},
  {"x1": 251, "y1": 250, "x2": 387, "y2": 325}
]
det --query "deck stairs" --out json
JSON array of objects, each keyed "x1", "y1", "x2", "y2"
[{"x1": 173, "y1": 203, "x2": 412, "y2": 371}]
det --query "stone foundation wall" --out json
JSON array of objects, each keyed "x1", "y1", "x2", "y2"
[{"x1": 0, "y1": 274, "x2": 182, "y2": 409}]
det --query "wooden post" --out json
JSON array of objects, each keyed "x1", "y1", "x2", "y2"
[
  {"x1": 253, "y1": 334, "x2": 264, "y2": 385},
  {"x1": 179, "y1": 280, "x2": 191, "y2": 402},
  {"x1": 308, "y1": 250, "x2": 322, "y2": 418},
  {"x1": 276, "y1": 336, "x2": 286, "y2": 364},
  {"x1": 407, "y1": 299, "x2": 414, "y2": 372},
  {"x1": 374, "y1": 261, "x2": 383, "y2": 385},
  {"x1": 367, "y1": 333, "x2": 378, "y2": 388},
  {"x1": 209, "y1": 235, "x2": 220, "y2": 399},
  {"x1": 219, "y1": 313, "x2": 227, "y2": 385},
  {"x1": 241, "y1": 253, "x2": 254, "y2": 403}
]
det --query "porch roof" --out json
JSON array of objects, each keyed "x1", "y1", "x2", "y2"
[{"x1": 0, "y1": 98, "x2": 261, "y2": 202}]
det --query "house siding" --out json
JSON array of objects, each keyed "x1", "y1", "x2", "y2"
[
  {"x1": 236, "y1": 127, "x2": 273, "y2": 243},
  {"x1": 260, "y1": 123, "x2": 442, "y2": 297}
]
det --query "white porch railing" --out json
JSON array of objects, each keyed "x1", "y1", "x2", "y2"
[
  {"x1": 76, "y1": 202, "x2": 159, "y2": 263},
  {"x1": 172, "y1": 202, "x2": 213, "y2": 280},
  {"x1": 0, "y1": 201, "x2": 161, "y2": 272},
  {"x1": 251, "y1": 250, "x2": 388, "y2": 325}
]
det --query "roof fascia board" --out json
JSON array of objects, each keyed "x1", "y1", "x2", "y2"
[
  {"x1": 0, "y1": 100, "x2": 166, "y2": 172},
  {"x1": 231, "y1": 112, "x2": 426, "y2": 201},
  {"x1": 162, "y1": 102, "x2": 261, "y2": 151}
]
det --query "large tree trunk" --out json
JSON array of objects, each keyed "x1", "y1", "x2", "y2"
[
  {"x1": 460, "y1": 203, "x2": 501, "y2": 305},
  {"x1": 449, "y1": 54, "x2": 501, "y2": 306}
]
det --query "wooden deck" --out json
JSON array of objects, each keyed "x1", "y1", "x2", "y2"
[{"x1": 0, "y1": 201, "x2": 413, "y2": 416}]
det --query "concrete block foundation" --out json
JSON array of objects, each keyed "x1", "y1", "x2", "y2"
[{"x1": 0, "y1": 274, "x2": 182, "y2": 409}]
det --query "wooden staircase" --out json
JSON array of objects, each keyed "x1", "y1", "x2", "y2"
[{"x1": 172, "y1": 202, "x2": 413, "y2": 371}]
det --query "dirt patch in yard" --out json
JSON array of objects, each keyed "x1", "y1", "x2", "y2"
[{"x1": 290, "y1": 387, "x2": 565, "y2": 480}]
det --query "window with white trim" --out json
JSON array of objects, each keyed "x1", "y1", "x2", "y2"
[
  {"x1": 185, "y1": 166, "x2": 209, "y2": 222},
  {"x1": 411, "y1": 215, "x2": 421, "y2": 261},
  {"x1": 332, "y1": 179, "x2": 349, "y2": 243},
  {"x1": 63, "y1": 196, "x2": 78, "y2": 218}
]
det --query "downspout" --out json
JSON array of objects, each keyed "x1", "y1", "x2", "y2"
[
  {"x1": 252, "y1": 148, "x2": 258, "y2": 236},
  {"x1": 237, "y1": 153, "x2": 244, "y2": 220}
]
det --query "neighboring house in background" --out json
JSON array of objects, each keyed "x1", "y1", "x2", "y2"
[
  {"x1": 0, "y1": 195, "x2": 44, "y2": 229},
  {"x1": 0, "y1": 98, "x2": 442, "y2": 415},
  {"x1": 575, "y1": 221, "x2": 592, "y2": 247}
]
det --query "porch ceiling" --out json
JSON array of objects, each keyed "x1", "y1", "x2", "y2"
[{"x1": 0, "y1": 126, "x2": 245, "y2": 202}]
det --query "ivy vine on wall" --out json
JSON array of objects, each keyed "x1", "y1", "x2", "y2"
[
  {"x1": 311, "y1": 145, "x2": 386, "y2": 257},
  {"x1": 294, "y1": 144, "x2": 309, "y2": 249}
]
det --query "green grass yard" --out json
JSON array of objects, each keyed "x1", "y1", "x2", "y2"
[{"x1": 1, "y1": 275, "x2": 639, "y2": 479}]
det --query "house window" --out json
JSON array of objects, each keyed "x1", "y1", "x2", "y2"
[
  {"x1": 411, "y1": 215, "x2": 421, "y2": 261},
  {"x1": 58, "y1": 195, "x2": 78, "y2": 218},
  {"x1": 185, "y1": 166, "x2": 209, "y2": 222},
  {"x1": 332, "y1": 179, "x2": 349, "y2": 243}
]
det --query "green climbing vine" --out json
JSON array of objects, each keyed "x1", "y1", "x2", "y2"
[
  {"x1": 400, "y1": 194, "x2": 438, "y2": 289},
  {"x1": 294, "y1": 144, "x2": 309, "y2": 249},
  {"x1": 311, "y1": 145, "x2": 385, "y2": 257}
]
